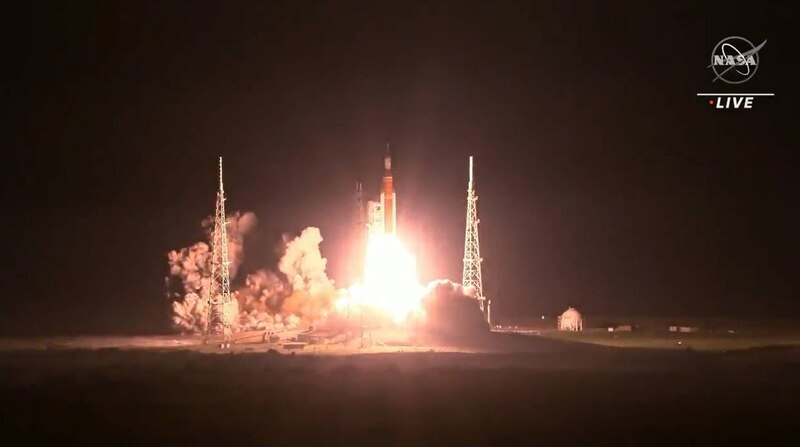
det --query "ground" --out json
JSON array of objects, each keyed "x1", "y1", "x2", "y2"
[
  {"x1": 502, "y1": 315, "x2": 800, "y2": 350},
  {"x1": 1, "y1": 329, "x2": 798, "y2": 444},
  {"x1": 535, "y1": 328, "x2": 800, "y2": 350}
]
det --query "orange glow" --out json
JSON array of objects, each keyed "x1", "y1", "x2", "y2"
[{"x1": 343, "y1": 233, "x2": 425, "y2": 323}]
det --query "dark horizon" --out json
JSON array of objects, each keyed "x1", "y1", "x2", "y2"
[{"x1": 3, "y1": 0, "x2": 798, "y2": 335}]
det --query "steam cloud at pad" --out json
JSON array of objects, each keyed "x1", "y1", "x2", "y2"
[
  {"x1": 167, "y1": 217, "x2": 485, "y2": 337},
  {"x1": 169, "y1": 223, "x2": 337, "y2": 333},
  {"x1": 167, "y1": 152, "x2": 488, "y2": 341}
]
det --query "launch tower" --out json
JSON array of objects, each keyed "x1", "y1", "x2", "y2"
[
  {"x1": 206, "y1": 157, "x2": 233, "y2": 347},
  {"x1": 352, "y1": 182, "x2": 367, "y2": 283},
  {"x1": 462, "y1": 156, "x2": 490, "y2": 325}
]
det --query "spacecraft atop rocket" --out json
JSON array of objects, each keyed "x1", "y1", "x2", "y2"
[{"x1": 380, "y1": 144, "x2": 396, "y2": 235}]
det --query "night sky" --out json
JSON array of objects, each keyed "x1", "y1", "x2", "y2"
[{"x1": 4, "y1": 1, "x2": 798, "y2": 335}]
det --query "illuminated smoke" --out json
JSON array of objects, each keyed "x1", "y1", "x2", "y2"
[
  {"x1": 168, "y1": 242, "x2": 212, "y2": 333},
  {"x1": 168, "y1": 215, "x2": 487, "y2": 338},
  {"x1": 168, "y1": 212, "x2": 256, "y2": 333},
  {"x1": 168, "y1": 211, "x2": 256, "y2": 296},
  {"x1": 230, "y1": 227, "x2": 336, "y2": 329},
  {"x1": 238, "y1": 269, "x2": 287, "y2": 312},
  {"x1": 168, "y1": 242, "x2": 211, "y2": 296},
  {"x1": 277, "y1": 227, "x2": 337, "y2": 321},
  {"x1": 201, "y1": 211, "x2": 257, "y2": 278},
  {"x1": 416, "y1": 279, "x2": 487, "y2": 337},
  {"x1": 171, "y1": 291, "x2": 208, "y2": 333},
  {"x1": 169, "y1": 217, "x2": 334, "y2": 333}
]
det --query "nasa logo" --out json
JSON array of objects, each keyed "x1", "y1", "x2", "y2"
[
  {"x1": 698, "y1": 36, "x2": 773, "y2": 110},
  {"x1": 708, "y1": 36, "x2": 766, "y2": 84}
]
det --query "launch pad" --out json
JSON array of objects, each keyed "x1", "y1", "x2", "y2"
[{"x1": 169, "y1": 149, "x2": 493, "y2": 353}]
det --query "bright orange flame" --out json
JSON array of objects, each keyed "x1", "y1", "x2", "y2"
[{"x1": 345, "y1": 233, "x2": 425, "y2": 323}]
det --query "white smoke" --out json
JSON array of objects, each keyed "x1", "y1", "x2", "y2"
[
  {"x1": 167, "y1": 242, "x2": 211, "y2": 296},
  {"x1": 168, "y1": 212, "x2": 256, "y2": 334},
  {"x1": 239, "y1": 269, "x2": 287, "y2": 311},
  {"x1": 201, "y1": 211, "x2": 257, "y2": 278},
  {"x1": 415, "y1": 279, "x2": 488, "y2": 337},
  {"x1": 169, "y1": 218, "x2": 334, "y2": 333},
  {"x1": 168, "y1": 242, "x2": 213, "y2": 333},
  {"x1": 277, "y1": 227, "x2": 337, "y2": 320},
  {"x1": 172, "y1": 292, "x2": 208, "y2": 333}
]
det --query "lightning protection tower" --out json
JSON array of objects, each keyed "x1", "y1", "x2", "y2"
[
  {"x1": 352, "y1": 182, "x2": 367, "y2": 283},
  {"x1": 206, "y1": 157, "x2": 233, "y2": 347},
  {"x1": 462, "y1": 156, "x2": 490, "y2": 325}
]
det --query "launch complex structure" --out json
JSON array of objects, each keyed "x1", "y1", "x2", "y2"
[
  {"x1": 205, "y1": 157, "x2": 234, "y2": 348},
  {"x1": 463, "y1": 156, "x2": 490, "y2": 325},
  {"x1": 203, "y1": 150, "x2": 491, "y2": 346}
]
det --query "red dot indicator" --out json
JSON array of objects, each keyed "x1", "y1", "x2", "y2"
[{"x1": 709, "y1": 99, "x2": 714, "y2": 105}]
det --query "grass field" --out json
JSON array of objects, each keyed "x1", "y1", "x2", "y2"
[
  {"x1": 500, "y1": 316, "x2": 800, "y2": 351},
  {"x1": 1, "y1": 333, "x2": 798, "y2": 444},
  {"x1": 532, "y1": 328, "x2": 800, "y2": 350},
  {"x1": 1, "y1": 325, "x2": 799, "y2": 444}
]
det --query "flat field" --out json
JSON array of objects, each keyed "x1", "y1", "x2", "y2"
[
  {"x1": 0, "y1": 331, "x2": 798, "y2": 444},
  {"x1": 503, "y1": 316, "x2": 800, "y2": 350},
  {"x1": 533, "y1": 328, "x2": 800, "y2": 350}
]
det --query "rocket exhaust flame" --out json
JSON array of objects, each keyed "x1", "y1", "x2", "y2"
[{"x1": 346, "y1": 232, "x2": 425, "y2": 323}]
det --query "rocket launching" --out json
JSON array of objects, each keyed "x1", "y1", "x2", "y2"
[
  {"x1": 361, "y1": 144, "x2": 397, "y2": 236},
  {"x1": 380, "y1": 145, "x2": 396, "y2": 235},
  {"x1": 346, "y1": 143, "x2": 424, "y2": 323}
]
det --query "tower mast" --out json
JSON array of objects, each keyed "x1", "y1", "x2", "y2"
[
  {"x1": 463, "y1": 156, "x2": 490, "y2": 325},
  {"x1": 206, "y1": 157, "x2": 233, "y2": 347},
  {"x1": 352, "y1": 182, "x2": 366, "y2": 283}
]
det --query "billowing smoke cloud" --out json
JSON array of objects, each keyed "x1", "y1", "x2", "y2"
[
  {"x1": 171, "y1": 291, "x2": 209, "y2": 333},
  {"x1": 278, "y1": 227, "x2": 337, "y2": 320},
  {"x1": 168, "y1": 242, "x2": 212, "y2": 332},
  {"x1": 168, "y1": 213, "x2": 490, "y2": 340},
  {"x1": 201, "y1": 211, "x2": 257, "y2": 278},
  {"x1": 168, "y1": 242, "x2": 211, "y2": 295},
  {"x1": 416, "y1": 280, "x2": 488, "y2": 338},
  {"x1": 169, "y1": 216, "x2": 334, "y2": 333},
  {"x1": 238, "y1": 269, "x2": 287, "y2": 312},
  {"x1": 169, "y1": 212, "x2": 256, "y2": 333}
]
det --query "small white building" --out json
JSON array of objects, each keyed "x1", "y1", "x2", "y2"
[{"x1": 558, "y1": 307, "x2": 583, "y2": 331}]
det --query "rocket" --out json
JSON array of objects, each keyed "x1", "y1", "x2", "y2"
[{"x1": 380, "y1": 144, "x2": 397, "y2": 234}]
